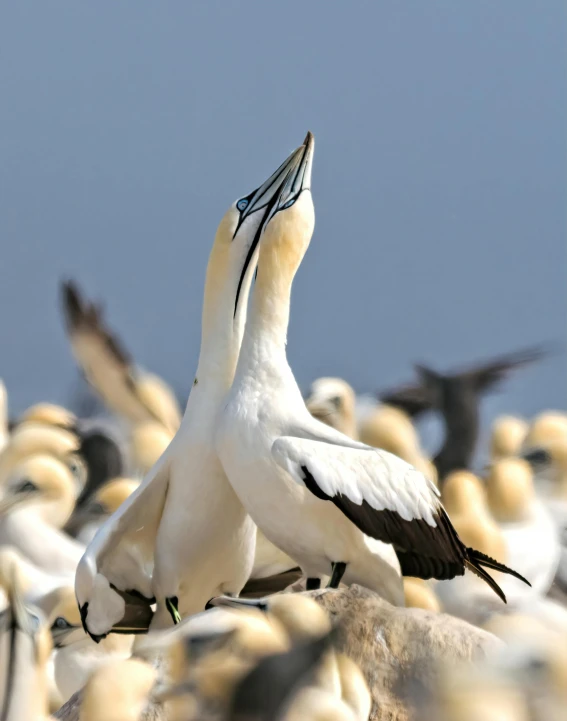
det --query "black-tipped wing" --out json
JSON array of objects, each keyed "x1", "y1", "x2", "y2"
[
  {"x1": 463, "y1": 345, "x2": 548, "y2": 393},
  {"x1": 378, "y1": 382, "x2": 434, "y2": 418},
  {"x1": 60, "y1": 280, "x2": 174, "y2": 428},
  {"x1": 272, "y1": 435, "x2": 530, "y2": 598}
]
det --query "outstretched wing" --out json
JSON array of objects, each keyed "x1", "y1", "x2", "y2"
[
  {"x1": 463, "y1": 345, "x2": 548, "y2": 393},
  {"x1": 272, "y1": 435, "x2": 472, "y2": 580},
  {"x1": 60, "y1": 280, "x2": 179, "y2": 430},
  {"x1": 378, "y1": 383, "x2": 434, "y2": 418}
]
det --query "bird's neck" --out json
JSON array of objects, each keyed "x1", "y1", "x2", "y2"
[
  {"x1": 193, "y1": 251, "x2": 251, "y2": 395},
  {"x1": 236, "y1": 245, "x2": 296, "y2": 375}
]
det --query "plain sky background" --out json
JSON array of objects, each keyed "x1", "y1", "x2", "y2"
[{"x1": 0, "y1": 2, "x2": 565, "y2": 455}]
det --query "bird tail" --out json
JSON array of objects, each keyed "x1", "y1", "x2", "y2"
[{"x1": 465, "y1": 548, "x2": 531, "y2": 603}]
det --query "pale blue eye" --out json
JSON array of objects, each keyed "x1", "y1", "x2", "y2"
[
  {"x1": 237, "y1": 199, "x2": 248, "y2": 212},
  {"x1": 281, "y1": 198, "x2": 296, "y2": 210}
]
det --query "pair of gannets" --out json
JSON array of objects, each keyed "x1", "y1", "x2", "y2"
[{"x1": 77, "y1": 133, "x2": 528, "y2": 643}]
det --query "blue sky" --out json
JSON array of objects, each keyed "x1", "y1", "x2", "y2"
[{"x1": 0, "y1": 2, "x2": 565, "y2": 447}]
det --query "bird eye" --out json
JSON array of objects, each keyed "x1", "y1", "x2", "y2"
[
  {"x1": 52, "y1": 617, "x2": 70, "y2": 630},
  {"x1": 18, "y1": 480, "x2": 37, "y2": 494},
  {"x1": 281, "y1": 198, "x2": 296, "y2": 210},
  {"x1": 237, "y1": 199, "x2": 249, "y2": 212},
  {"x1": 330, "y1": 396, "x2": 342, "y2": 409}
]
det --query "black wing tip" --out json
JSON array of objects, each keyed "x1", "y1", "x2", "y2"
[
  {"x1": 467, "y1": 547, "x2": 531, "y2": 588},
  {"x1": 60, "y1": 278, "x2": 85, "y2": 327}
]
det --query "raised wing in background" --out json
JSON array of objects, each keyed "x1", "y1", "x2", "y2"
[{"x1": 60, "y1": 280, "x2": 181, "y2": 434}]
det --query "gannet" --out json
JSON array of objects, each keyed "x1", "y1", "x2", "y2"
[
  {"x1": 218, "y1": 595, "x2": 372, "y2": 721},
  {"x1": 60, "y1": 279, "x2": 181, "y2": 434},
  {"x1": 17, "y1": 402, "x2": 77, "y2": 433},
  {"x1": 216, "y1": 131, "x2": 529, "y2": 602},
  {"x1": 0, "y1": 422, "x2": 83, "y2": 489},
  {"x1": 0, "y1": 561, "x2": 52, "y2": 721},
  {"x1": 490, "y1": 416, "x2": 529, "y2": 461},
  {"x1": 379, "y1": 347, "x2": 546, "y2": 481},
  {"x1": 308, "y1": 381, "x2": 437, "y2": 484},
  {"x1": 485, "y1": 458, "x2": 560, "y2": 597},
  {"x1": 306, "y1": 377, "x2": 359, "y2": 438},
  {"x1": 66, "y1": 477, "x2": 140, "y2": 544},
  {"x1": 0, "y1": 454, "x2": 84, "y2": 576},
  {"x1": 76, "y1": 139, "x2": 319, "y2": 638},
  {"x1": 42, "y1": 585, "x2": 132, "y2": 702}
]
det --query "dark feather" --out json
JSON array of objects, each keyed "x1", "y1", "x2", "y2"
[
  {"x1": 240, "y1": 569, "x2": 302, "y2": 599},
  {"x1": 227, "y1": 629, "x2": 336, "y2": 721},
  {"x1": 301, "y1": 465, "x2": 530, "y2": 602}
]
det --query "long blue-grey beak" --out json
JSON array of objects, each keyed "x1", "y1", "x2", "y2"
[{"x1": 233, "y1": 131, "x2": 315, "y2": 315}]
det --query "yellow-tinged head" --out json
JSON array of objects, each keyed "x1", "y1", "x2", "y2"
[
  {"x1": 441, "y1": 470, "x2": 487, "y2": 517},
  {"x1": 199, "y1": 133, "x2": 314, "y2": 370},
  {"x1": 490, "y1": 415, "x2": 528, "y2": 459},
  {"x1": 359, "y1": 405, "x2": 423, "y2": 464},
  {"x1": 306, "y1": 377, "x2": 358, "y2": 438},
  {"x1": 93, "y1": 477, "x2": 139, "y2": 515},
  {"x1": 486, "y1": 457, "x2": 535, "y2": 522},
  {"x1": 233, "y1": 132, "x2": 315, "y2": 310},
  {"x1": 18, "y1": 402, "x2": 77, "y2": 431},
  {"x1": 0, "y1": 422, "x2": 83, "y2": 489},
  {"x1": 525, "y1": 411, "x2": 567, "y2": 448},
  {"x1": 0, "y1": 453, "x2": 77, "y2": 527}
]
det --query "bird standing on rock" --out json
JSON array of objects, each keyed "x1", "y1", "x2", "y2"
[{"x1": 215, "y1": 131, "x2": 530, "y2": 604}]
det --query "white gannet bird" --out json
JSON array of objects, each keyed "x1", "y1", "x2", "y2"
[
  {"x1": 0, "y1": 454, "x2": 84, "y2": 577},
  {"x1": 485, "y1": 457, "x2": 561, "y2": 597},
  {"x1": 0, "y1": 562, "x2": 52, "y2": 721},
  {"x1": 43, "y1": 585, "x2": 133, "y2": 703},
  {"x1": 215, "y1": 131, "x2": 529, "y2": 602},
  {"x1": 75, "y1": 141, "x2": 322, "y2": 639}
]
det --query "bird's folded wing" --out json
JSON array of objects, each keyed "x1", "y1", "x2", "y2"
[
  {"x1": 271, "y1": 436, "x2": 440, "y2": 525},
  {"x1": 85, "y1": 457, "x2": 171, "y2": 598},
  {"x1": 60, "y1": 280, "x2": 174, "y2": 427}
]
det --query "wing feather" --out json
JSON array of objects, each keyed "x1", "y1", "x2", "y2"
[{"x1": 60, "y1": 280, "x2": 180, "y2": 430}]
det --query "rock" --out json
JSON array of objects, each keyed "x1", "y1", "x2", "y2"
[
  {"x1": 55, "y1": 585, "x2": 500, "y2": 721},
  {"x1": 309, "y1": 585, "x2": 502, "y2": 721}
]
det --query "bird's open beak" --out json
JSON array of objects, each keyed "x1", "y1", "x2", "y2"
[{"x1": 233, "y1": 131, "x2": 315, "y2": 315}]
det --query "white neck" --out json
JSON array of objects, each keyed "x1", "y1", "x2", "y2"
[
  {"x1": 235, "y1": 244, "x2": 295, "y2": 382},
  {"x1": 181, "y1": 248, "x2": 255, "y2": 423}
]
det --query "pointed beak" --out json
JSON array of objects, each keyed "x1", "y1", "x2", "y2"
[{"x1": 233, "y1": 131, "x2": 315, "y2": 315}]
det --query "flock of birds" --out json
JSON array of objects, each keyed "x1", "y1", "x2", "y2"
[{"x1": 0, "y1": 132, "x2": 566, "y2": 721}]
